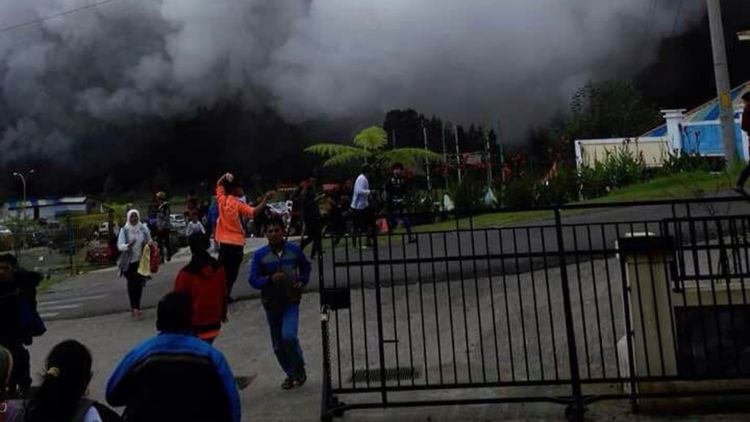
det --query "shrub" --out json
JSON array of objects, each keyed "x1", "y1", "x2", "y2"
[
  {"x1": 504, "y1": 178, "x2": 536, "y2": 209},
  {"x1": 448, "y1": 175, "x2": 487, "y2": 211},
  {"x1": 578, "y1": 147, "x2": 646, "y2": 199}
]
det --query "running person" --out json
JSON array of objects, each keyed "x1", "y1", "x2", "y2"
[
  {"x1": 249, "y1": 216, "x2": 311, "y2": 389},
  {"x1": 215, "y1": 173, "x2": 271, "y2": 302}
]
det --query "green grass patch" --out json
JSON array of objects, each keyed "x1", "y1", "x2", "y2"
[
  {"x1": 584, "y1": 170, "x2": 736, "y2": 204},
  {"x1": 412, "y1": 169, "x2": 741, "y2": 232}
]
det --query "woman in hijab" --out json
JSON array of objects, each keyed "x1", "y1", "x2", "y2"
[{"x1": 117, "y1": 210, "x2": 153, "y2": 319}]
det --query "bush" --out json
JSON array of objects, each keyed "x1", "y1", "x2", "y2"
[
  {"x1": 504, "y1": 178, "x2": 535, "y2": 209},
  {"x1": 535, "y1": 166, "x2": 579, "y2": 206},
  {"x1": 660, "y1": 149, "x2": 722, "y2": 174},
  {"x1": 448, "y1": 175, "x2": 488, "y2": 212},
  {"x1": 578, "y1": 147, "x2": 646, "y2": 199}
]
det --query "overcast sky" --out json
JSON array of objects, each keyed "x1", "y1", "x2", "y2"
[{"x1": 0, "y1": 0, "x2": 702, "y2": 163}]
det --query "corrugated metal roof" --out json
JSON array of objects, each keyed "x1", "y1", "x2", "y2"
[
  {"x1": 5, "y1": 196, "x2": 90, "y2": 210},
  {"x1": 642, "y1": 80, "x2": 750, "y2": 136}
]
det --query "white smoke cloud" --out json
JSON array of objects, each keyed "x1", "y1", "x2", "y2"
[{"x1": 0, "y1": 0, "x2": 701, "y2": 163}]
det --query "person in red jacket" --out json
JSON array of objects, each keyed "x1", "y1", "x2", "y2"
[
  {"x1": 215, "y1": 172, "x2": 272, "y2": 302},
  {"x1": 736, "y1": 92, "x2": 750, "y2": 193},
  {"x1": 174, "y1": 233, "x2": 228, "y2": 344}
]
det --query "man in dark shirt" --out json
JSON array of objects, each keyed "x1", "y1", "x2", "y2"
[
  {"x1": 735, "y1": 92, "x2": 750, "y2": 193},
  {"x1": 383, "y1": 163, "x2": 416, "y2": 242}
]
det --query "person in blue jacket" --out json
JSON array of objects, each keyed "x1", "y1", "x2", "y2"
[
  {"x1": 249, "y1": 215, "x2": 311, "y2": 390},
  {"x1": 106, "y1": 292, "x2": 240, "y2": 422}
]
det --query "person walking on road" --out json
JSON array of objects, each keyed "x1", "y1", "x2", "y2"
[
  {"x1": 24, "y1": 340, "x2": 121, "y2": 422},
  {"x1": 106, "y1": 292, "x2": 240, "y2": 422},
  {"x1": 350, "y1": 165, "x2": 375, "y2": 248},
  {"x1": 249, "y1": 216, "x2": 311, "y2": 390},
  {"x1": 383, "y1": 163, "x2": 416, "y2": 242},
  {"x1": 117, "y1": 210, "x2": 153, "y2": 320},
  {"x1": 174, "y1": 233, "x2": 227, "y2": 344},
  {"x1": 735, "y1": 92, "x2": 750, "y2": 194},
  {"x1": 215, "y1": 173, "x2": 271, "y2": 302},
  {"x1": 156, "y1": 192, "x2": 172, "y2": 263},
  {"x1": 185, "y1": 213, "x2": 206, "y2": 238}
]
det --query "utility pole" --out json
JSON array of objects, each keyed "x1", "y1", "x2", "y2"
[
  {"x1": 483, "y1": 130, "x2": 492, "y2": 188},
  {"x1": 706, "y1": 0, "x2": 737, "y2": 165},
  {"x1": 441, "y1": 122, "x2": 448, "y2": 190},
  {"x1": 422, "y1": 123, "x2": 432, "y2": 193},
  {"x1": 454, "y1": 126, "x2": 463, "y2": 184}
]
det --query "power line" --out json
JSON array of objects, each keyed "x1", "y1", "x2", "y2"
[{"x1": 0, "y1": 0, "x2": 123, "y2": 33}]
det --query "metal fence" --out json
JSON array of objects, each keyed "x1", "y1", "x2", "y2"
[
  {"x1": 1, "y1": 211, "x2": 118, "y2": 280},
  {"x1": 317, "y1": 196, "x2": 750, "y2": 421}
]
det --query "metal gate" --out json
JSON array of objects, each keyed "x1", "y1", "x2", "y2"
[{"x1": 318, "y1": 197, "x2": 750, "y2": 421}]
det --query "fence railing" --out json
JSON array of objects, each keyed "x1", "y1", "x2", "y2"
[{"x1": 318, "y1": 195, "x2": 750, "y2": 421}]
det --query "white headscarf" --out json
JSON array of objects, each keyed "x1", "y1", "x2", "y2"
[{"x1": 125, "y1": 209, "x2": 142, "y2": 238}]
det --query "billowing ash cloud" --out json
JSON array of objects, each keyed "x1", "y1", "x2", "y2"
[{"x1": 0, "y1": 0, "x2": 702, "y2": 163}]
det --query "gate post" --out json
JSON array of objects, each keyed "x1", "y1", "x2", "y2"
[
  {"x1": 554, "y1": 208, "x2": 586, "y2": 420},
  {"x1": 371, "y1": 229, "x2": 388, "y2": 405}
]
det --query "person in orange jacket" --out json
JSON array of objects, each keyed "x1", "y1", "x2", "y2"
[{"x1": 215, "y1": 173, "x2": 272, "y2": 301}]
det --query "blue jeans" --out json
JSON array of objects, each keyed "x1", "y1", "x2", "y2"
[{"x1": 265, "y1": 304, "x2": 305, "y2": 378}]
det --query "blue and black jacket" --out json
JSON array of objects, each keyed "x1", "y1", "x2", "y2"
[
  {"x1": 106, "y1": 333, "x2": 241, "y2": 422},
  {"x1": 248, "y1": 242, "x2": 311, "y2": 311}
]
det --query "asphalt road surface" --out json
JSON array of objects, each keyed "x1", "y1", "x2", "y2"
[{"x1": 36, "y1": 197, "x2": 750, "y2": 321}]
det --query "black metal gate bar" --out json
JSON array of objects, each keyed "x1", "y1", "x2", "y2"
[{"x1": 319, "y1": 196, "x2": 750, "y2": 421}]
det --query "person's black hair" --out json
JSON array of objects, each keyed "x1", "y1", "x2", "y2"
[
  {"x1": 266, "y1": 215, "x2": 286, "y2": 232},
  {"x1": 392, "y1": 162, "x2": 404, "y2": 170},
  {"x1": 361, "y1": 164, "x2": 372, "y2": 174},
  {"x1": 222, "y1": 177, "x2": 241, "y2": 194},
  {"x1": 156, "y1": 292, "x2": 192, "y2": 333},
  {"x1": 743, "y1": 92, "x2": 750, "y2": 102},
  {"x1": 24, "y1": 340, "x2": 92, "y2": 422},
  {"x1": 0, "y1": 253, "x2": 17, "y2": 267},
  {"x1": 183, "y1": 233, "x2": 219, "y2": 274}
]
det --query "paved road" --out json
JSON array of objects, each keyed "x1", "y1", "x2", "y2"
[{"x1": 37, "y1": 197, "x2": 750, "y2": 321}]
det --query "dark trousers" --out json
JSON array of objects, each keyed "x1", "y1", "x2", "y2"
[
  {"x1": 219, "y1": 243, "x2": 244, "y2": 298},
  {"x1": 3, "y1": 342, "x2": 31, "y2": 393},
  {"x1": 300, "y1": 218, "x2": 322, "y2": 257},
  {"x1": 738, "y1": 163, "x2": 750, "y2": 187},
  {"x1": 157, "y1": 230, "x2": 171, "y2": 262},
  {"x1": 352, "y1": 207, "x2": 375, "y2": 246},
  {"x1": 125, "y1": 262, "x2": 145, "y2": 309},
  {"x1": 387, "y1": 202, "x2": 412, "y2": 235}
]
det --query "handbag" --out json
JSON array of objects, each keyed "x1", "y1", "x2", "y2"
[
  {"x1": 150, "y1": 244, "x2": 160, "y2": 274},
  {"x1": 138, "y1": 244, "x2": 152, "y2": 277},
  {"x1": 116, "y1": 228, "x2": 132, "y2": 274}
]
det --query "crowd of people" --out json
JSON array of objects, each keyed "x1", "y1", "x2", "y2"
[{"x1": 0, "y1": 164, "x2": 417, "y2": 421}]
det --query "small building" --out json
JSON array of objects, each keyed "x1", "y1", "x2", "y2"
[
  {"x1": 1, "y1": 196, "x2": 101, "y2": 221},
  {"x1": 576, "y1": 80, "x2": 750, "y2": 170}
]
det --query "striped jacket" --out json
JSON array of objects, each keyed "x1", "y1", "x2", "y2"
[{"x1": 248, "y1": 242, "x2": 311, "y2": 310}]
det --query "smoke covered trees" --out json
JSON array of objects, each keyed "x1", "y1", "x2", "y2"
[{"x1": 564, "y1": 80, "x2": 662, "y2": 141}]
